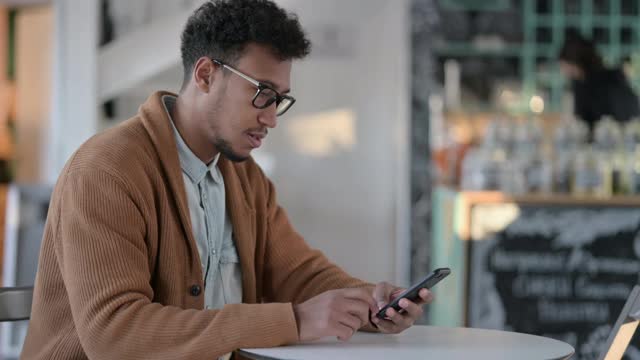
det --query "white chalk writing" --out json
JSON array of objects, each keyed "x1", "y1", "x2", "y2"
[
  {"x1": 512, "y1": 275, "x2": 573, "y2": 298},
  {"x1": 574, "y1": 277, "x2": 632, "y2": 300},
  {"x1": 491, "y1": 250, "x2": 566, "y2": 272},
  {"x1": 502, "y1": 209, "x2": 640, "y2": 248},
  {"x1": 538, "y1": 300, "x2": 609, "y2": 323},
  {"x1": 491, "y1": 248, "x2": 640, "y2": 275}
]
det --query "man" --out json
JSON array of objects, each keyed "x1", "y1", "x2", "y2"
[
  {"x1": 559, "y1": 31, "x2": 640, "y2": 132},
  {"x1": 22, "y1": 1, "x2": 432, "y2": 359}
]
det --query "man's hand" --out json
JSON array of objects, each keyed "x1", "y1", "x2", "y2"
[
  {"x1": 293, "y1": 288, "x2": 378, "y2": 342},
  {"x1": 370, "y1": 282, "x2": 434, "y2": 334}
]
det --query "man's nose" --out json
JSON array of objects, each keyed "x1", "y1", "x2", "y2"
[{"x1": 258, "y1": 107, "x2": 278, "y2": 128}]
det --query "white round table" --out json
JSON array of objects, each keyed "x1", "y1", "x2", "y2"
[{"x1": 239, "y1": 325, "x2": 575, "y2": 360}]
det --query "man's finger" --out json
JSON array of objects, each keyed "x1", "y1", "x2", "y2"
[
  {"x1": 384, "y1": 307, "x2": 403, "y2": 323},
  {"x1": 381, "y1": 306, "x2": 412, "y2": 331},
  {"x1": 390, "y1": 287, "x2": 405, "y2": 300},
  {"x1": 398, "y1": 298, "x2": 424, "y2": 319},
  {"x1": 372, "y1": 316, "x2": 401, "y2": 334},
  {"x1": 337, "y1": 312, "x2": 362, "y2": 334},
  {"x1": 336, "y1": 323, "x2": 355, "y2": 342},
  {"x1": 341, "y1": 288, "x2": 378, "y2": 313},
  {"x1": 415, "y1": 288, "x2": 433, "y2": 305},
  {"x1": 372, "y1": 282, "x2": 393, "y2": 310},
  {"x1": 340, "y1": 298, "x2": 371, "y2": 327}
]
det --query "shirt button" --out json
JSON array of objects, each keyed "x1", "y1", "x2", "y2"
[
  {"x1": 190, "y1": 285, "x2": 201, "y2": 296},
  {"x1": 202, "y1": 192, "x2": 207, "y2": 200}
]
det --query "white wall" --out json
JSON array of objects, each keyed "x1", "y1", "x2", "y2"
[
  {"x1": 109, "y1": 0, "x2": 199, "y2": 37},
  {"x1": 260, "y1": 0, "x2": 410, "y2": 284},
  {"x1": 47, "y1": 0, "x2": 99, "y2": 184}
]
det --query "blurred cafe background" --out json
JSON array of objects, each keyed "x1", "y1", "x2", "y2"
[{"x1": 0, "y1": 0, "x2": 640, "y2": 358}]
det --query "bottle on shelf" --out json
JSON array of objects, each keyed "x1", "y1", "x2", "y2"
[
  {"x1": 460, "y1": 117, "x2": 510, "y2": 191},
  {"x1": 593, "y1": 116, "x2": 624, "y2": 195},
  {"x1": 623, "y1": 118, "x2": 640, "y2": 151},
  {"x1": 572, "y1": 145, "x2": 612, "y2": 197},
  {"x1": 626, "y1": 144, "x2": 640, "y2": 194},
  {"x1": 511, "y1": 117, "x2": 551, "y2": 194},
  {"x1": 622, "y1": 119, "x2": 640, "y2": 194},
  {"x1": 552, "y1": 116, "x2": 588, "y2": 193}
]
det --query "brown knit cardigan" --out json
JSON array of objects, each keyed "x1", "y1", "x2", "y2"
[{"x1": 21, "y1": 91, "x2": 372, "y2": 359}]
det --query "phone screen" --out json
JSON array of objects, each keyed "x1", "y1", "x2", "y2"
[{"x1": 375, "y1": 267, "x2": 450, "y2": 319}]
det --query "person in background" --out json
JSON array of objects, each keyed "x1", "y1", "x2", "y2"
[
  {"x1": 21, "y1": 1, "x2": 432, "y2": 359},
  {"x1": 559, "y1": 31, "x2": 640, "y2": 131}
]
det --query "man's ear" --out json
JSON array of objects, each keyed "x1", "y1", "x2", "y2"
[{"x1": 193, "y1": 57, "x2": 217, "y2": 93}]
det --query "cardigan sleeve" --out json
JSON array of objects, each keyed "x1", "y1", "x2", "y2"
[{"x1": 55, "y1": 169, "x2": 299, "y2": 360}]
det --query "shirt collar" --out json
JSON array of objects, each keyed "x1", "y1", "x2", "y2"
[{"x1": 162, "y1": 95, "x2": 220, "y2": 184}]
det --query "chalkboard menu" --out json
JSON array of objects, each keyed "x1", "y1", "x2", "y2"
[{"x1": 468, "y1": 202, "x2": 640, "y2": 360}]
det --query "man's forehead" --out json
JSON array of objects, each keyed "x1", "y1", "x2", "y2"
[{"x1": 237, "y1": 47, "x2": 292, "y2": 91}]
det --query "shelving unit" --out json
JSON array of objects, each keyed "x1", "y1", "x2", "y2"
[{"x1": 435, "y1": 0, "x2": 640, "y2": 111}]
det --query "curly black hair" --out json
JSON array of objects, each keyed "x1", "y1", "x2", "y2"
[{"x1": 180, "y1": 0, "x2": 311, "y2": 86}]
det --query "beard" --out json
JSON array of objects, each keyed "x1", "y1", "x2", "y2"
[
  {"x1": 208, "y1": 86, "x2": 249, "y2": 163},
  {"x1": 214, "y1": 136, "x2": 249, "y2": 163}
]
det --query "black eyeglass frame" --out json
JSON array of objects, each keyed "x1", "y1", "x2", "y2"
[{"x1": 211, "y1": 59, "x2": 296, "y2": 116}]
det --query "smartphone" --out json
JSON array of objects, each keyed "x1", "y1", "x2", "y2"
[{"x1": 375, "y1": 267, "x2": 451, "y2": 319}]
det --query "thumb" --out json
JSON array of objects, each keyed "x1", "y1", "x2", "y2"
[{"x1": 373, "y1": 282, "x2": 392, "y2": 310}]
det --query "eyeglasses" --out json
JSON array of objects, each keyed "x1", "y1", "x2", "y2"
[{"x1": 212, "y1": 59, "x2": 296, "y2": 116}]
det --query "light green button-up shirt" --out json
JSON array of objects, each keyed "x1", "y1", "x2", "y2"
[{"x1": 163, "y1": 95, "x2": 243, "y2": 312}]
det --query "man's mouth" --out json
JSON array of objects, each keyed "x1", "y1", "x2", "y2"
[{"x1": 246, "y1": 131, "x2": 266, "y2": 148}]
